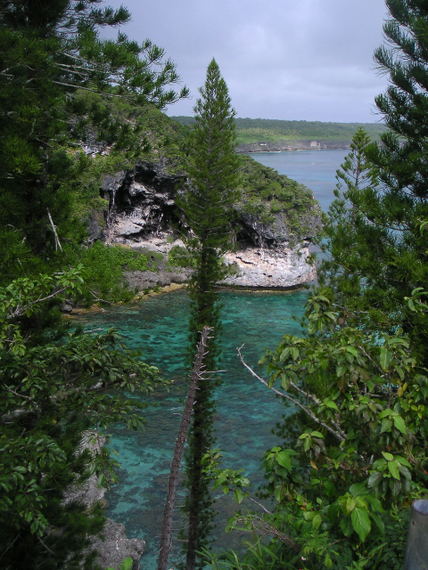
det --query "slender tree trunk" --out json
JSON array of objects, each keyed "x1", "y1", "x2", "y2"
[
  {"x1": 157, "y1": 327, "x2": 211, "y2": 570},
  {"x1": 185, "y1": 387, "x2": 209, "y2": 570}
]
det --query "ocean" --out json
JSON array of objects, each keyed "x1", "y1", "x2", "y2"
[{"x1": 250, "y1": 149, "x2": 348, "y2": 211}]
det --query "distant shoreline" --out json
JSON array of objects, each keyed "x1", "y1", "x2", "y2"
[
  {"x1": 170, "y1": 116, "x2": 385, "y2": 152},
  {"x1": 236, "y1": 140, "x2": 351, "y2": 153}
]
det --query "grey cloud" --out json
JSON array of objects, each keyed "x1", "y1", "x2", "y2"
[{"x1": 104, "y1": 0, "x2": 390, "y2": 122}]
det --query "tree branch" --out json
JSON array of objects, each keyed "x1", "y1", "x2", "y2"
[{"x1": 237, "y1": 346, "x2": 346, "y2": 443}]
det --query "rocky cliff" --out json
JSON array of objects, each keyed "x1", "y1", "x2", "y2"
[{"x1": 99, "y1": 161, "x2": 320, "y2": 289}]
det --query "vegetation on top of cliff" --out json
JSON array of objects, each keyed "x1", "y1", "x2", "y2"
[
  {"x1": 171, "y1": 116, "x2": 387, "y2": 145},
  {"x1": 238, "y1": 155, "x2": 319, "y2": 241},
  {"x1": 65, "y1": 98, "x2": 320, "y2": 255}
]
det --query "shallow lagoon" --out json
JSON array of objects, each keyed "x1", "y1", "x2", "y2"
[{"x1": 79, "y1": 289, "x2": 307, "y2": 568}]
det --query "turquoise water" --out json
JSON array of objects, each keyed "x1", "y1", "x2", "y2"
[
  {"x1": 250, "y1": 149, "x2": 347, "y2": 212},
  {"x1": 80, "y1": 150, "x2": 345, "y2": 567},
  {"x1": 79, "y1": 289, "x2": 307, "y2": 568}
]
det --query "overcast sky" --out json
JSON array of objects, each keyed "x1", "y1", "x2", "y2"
[{"x1": 104, "y1": 0, "x2": 391, "y2": 123}]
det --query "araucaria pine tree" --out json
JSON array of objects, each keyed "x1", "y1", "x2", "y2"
[
  {"x1": 0, "y1": 1, "x2": 186, "y2": 568},
  {"x1": 332, "y1": 0, "x2": 428, "y2": 353},
  {"x1": 180, "y1": 58, "x2": 240, "y2": 570}
]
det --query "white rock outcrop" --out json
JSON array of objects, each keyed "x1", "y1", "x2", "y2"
[{"x1": 222, "y1": 245, "x2": 315, "y2": 288}]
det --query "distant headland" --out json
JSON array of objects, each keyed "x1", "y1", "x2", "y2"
[{"x1": 170, "y1": 116, "x2": 387, "y2": 152}]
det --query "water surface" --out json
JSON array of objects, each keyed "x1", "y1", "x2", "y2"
[
  {"x1": 82, "y1": 150, "x2": 345, "y2": 567},
  {"x1": 250, "y1": 149, "x2": 347, "y2": 211},
  {"x1": 80, "y1": 289, "x2": 307, "y2": 568}
]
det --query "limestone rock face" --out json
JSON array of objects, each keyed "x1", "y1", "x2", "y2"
[
  {"x1": 100, "y1": 162, "x2": 184, "y2": 243},
  {"x1": 90, "y1": 519, "x2": 145, "y2": 570},
  {"x1": 100, "y1": 160, "x2": 319, "y2": 288},
  {"x1": 222, "y1": 246, "x2": 316, "y2": 288}
]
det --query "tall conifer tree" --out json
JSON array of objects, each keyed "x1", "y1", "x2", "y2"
[
  {"x1": 0, "y1": 0, "x2": 188, "y2": 279},
  {"x1": 317, "y1": 0, "x2": 428, "y2": 357},
  {"x1": 180, "y1": 58, "x2": 240, "y2": 570}
]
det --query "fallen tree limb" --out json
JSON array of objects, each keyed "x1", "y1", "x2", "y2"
[{"x1": 157, "y1": 326, "x2": 212, "y2": 570}]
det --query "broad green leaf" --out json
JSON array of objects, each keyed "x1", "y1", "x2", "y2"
[
  {"x1": 279, "y1": 348, "x2": 290, "y2": 362},
  {"x1": 276, "y1": 451, "x2": 292, "y2": 472},
  {"x1": 312, "y1": 514, "x2": 322, "y2": 529},
  {"x1": 388, "y1": 462, "x2": 400, "y2": 480},
  {"x1": 371, "y1": 513, "x2": 385, "y2": 535},
  {"x1": 274, "y1": 485, "x2": 283, "y2": 503},
  {"x1": 393, "y1": 415, "x2": 407, "y2": 435},
  {"x1": 336, "y1": 364, "x2": 347, "y2": 377},
  {"x1": 345, "y1": 496, "x2": 357, "y2": 514},
  {"x1": 382, "y1": 451, "x2": 394, "y2": 462},
  {"x1": 380, "y1": 418, "x2": 393, "y2": 433},
  {"x1": 368, "y1": 472, "x2": 383, "y2": 488},
  {"x1": 351, "y1": 506, "x2": 371, "y2": 542},
  {"x1": 234, "y1": 488, "x2": 244, "y2": 504},
  {"x1": 291, "y1": 346, "x2": 299, "y2": 361},
  {"x1": 380, "y1": 347, "x2": 393, "y2": 371},
  {"x1": 327, "y1": 501, "x2": 340, "y2": 521},
  {"x1": 340, "y1": 516, "x2": 354, "y2": 537},
  {"x1": 349, "y1": 483, "x2": 368, "y2": 497},
  {"x1": 395, "y1": 456, "x2": 411, "y2": 468},
  {"x1": 365, "y1": 494, "x2": 384, "y2": 512},
  {"x1": 280, "y1": 373, "x2": 290, "y2": 390},
  {"x1": 346, "y1": 346, "x2": 359, "y2": 357},
  {"x1": 311, "y1": 431, "x2": 324, "y2": 438}
]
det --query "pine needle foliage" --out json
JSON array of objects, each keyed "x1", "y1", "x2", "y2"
[{"x1": 179, "y1": 59, "x2": 240, "y2": 570}]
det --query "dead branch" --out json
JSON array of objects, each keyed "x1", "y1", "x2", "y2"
[
  {"x1": 237, "y1": 345, "x2": 345, "y2": 443},
  {"x1": 157, "y1": 326, "x2": 212, "y2": 570},
  {"x1": 47, "y1": 209, "x2": 63, "y2": 251}
]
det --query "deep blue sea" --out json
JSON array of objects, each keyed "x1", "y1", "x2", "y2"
[
  {"x1": 80, "y1": 150, "x2": 347, "y2": 569},
  {"x1": 250, "y1": 149, "x2": 348, "y2": 211}
]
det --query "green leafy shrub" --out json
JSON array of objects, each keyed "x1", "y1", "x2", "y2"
[
  {"x1": 168, "y1": 245, "x2": 195, "y2": 268},
  {"x1": 77, "y1": 242, "x2": 148, "y2": 302}
]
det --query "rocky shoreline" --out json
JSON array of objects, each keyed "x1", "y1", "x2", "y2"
[
  {"x1": 63, "y1": 433, "x2": 145, "y2": 570},
  {"x1": 96, "y1": 161, "x2": 320, "y2": 291}
]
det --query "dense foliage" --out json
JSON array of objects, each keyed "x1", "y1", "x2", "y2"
[
  {"x1": 0, "y1": 268, "x2": 162, "y2": 569},
  {"x1": 238, "y1": 155, "x2": 317, "y2": 242},
  {"x1": 0, "y1": 1, "x2": 185, "y2": 567}
]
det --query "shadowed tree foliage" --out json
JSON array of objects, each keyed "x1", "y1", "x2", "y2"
[{"x1": 0, "y1": 1, "x2": 187, "y2": 567}]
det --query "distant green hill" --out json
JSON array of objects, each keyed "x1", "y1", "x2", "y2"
[{"x1": 170, "y1": 116, "x2": 387, "y2": 147}]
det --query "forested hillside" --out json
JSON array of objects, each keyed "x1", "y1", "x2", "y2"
[{"x1": 171, "y1": 116, "x2": 387, "y2": 146}]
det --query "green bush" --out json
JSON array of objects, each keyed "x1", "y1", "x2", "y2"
[
  {"x1": 168, "y1": 245, "x2": 195, "y2": 268},
  {"x1": 78, "y1": 242, "x2": 148, "y2": 302}
]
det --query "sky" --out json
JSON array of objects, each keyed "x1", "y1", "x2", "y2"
[{"x1": 104, "y1": 0, "x2": 391, "y2": 123}]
